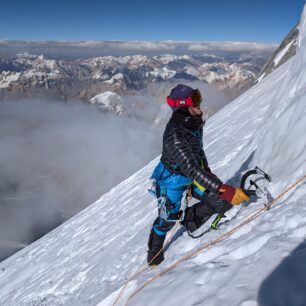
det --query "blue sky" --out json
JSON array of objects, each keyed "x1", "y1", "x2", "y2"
[{"x1": 0, "y1": 0, "x2": 305, "y2": 43}]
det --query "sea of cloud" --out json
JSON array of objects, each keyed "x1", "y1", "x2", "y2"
[{"x1": 0, "y1": 99, "x2": 163, "y2": 260}]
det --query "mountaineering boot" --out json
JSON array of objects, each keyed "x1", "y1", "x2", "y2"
[
  {"x1": 181, "y1": 201, "x2": 214, "y2": 232},
  {"x1": 147, "y1": 229, "x2": 166, "y2": 266}
]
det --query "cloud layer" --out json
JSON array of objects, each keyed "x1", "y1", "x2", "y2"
[
  {"x1": 0, "y1": 99, "x2": 162, "y2": 260},
  {"x1": 0, "y1": 40, "x2": 277, "y2": 59}
]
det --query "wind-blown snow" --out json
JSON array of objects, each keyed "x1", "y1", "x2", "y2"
[{"x1": 0, "y1": 6, "x2": 306, "y2": 306}]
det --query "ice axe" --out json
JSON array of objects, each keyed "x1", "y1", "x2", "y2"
[{"x1": 211, "y1": 166, "x2": 272, "y2": 229}]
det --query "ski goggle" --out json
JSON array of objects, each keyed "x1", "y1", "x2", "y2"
[{"x1": 167, "y1": 88, "x2": 202, "y2": 108}]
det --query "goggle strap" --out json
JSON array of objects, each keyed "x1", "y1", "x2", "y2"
[{"x1": 166, "y1": 96, "x2": 194, "y2": 107}]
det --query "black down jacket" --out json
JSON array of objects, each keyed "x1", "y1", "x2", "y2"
[{"x1": 160, "y1": 112, "x2": 222, "y2": 193}]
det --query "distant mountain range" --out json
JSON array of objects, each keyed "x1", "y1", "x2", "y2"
[
  {"x1": 0, "y1": 34, "x2": 298, "y2": 120},
  {"x1": 0, "y1": 45, "x2": 274, "y2": 102}
]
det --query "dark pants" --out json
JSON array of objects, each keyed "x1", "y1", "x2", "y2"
[
  {"x1": 147, "y1": 189, "x2": 232, "y2": 265},
  {"x1": 152, "y1": 216, "x2": 176, "y2": 237},
  {"x1": 182, "y1": 192, "x2": 232, "y2": 232}
]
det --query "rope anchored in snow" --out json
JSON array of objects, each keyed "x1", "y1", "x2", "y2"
[
  {"x1": 123, "y1": 173, "x2": 306, "y2": 305},
  {"x1": 112, "y1": 222, "x2": 180, "y2": 306}
]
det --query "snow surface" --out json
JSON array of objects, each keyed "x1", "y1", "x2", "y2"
[
  {"x1": 146, "y1": 67, "x2": 176, "y2": 79},
  {"x1": 103, "y1": 73, "x2": 125, "y2": 84},
  {"x1": 256, "y1": 72, "x2": 266, "y2": 83},
  {"x1": 185, "y1": 66, "x2": 200, "y2": 77},
  {"x1": 90, "y1": 91, "x2": 123, "y2": 114},
  {"x1": 0, "y1": 72, "x2": 20, "y2": 88},
  {"x1": 273, "y1": 39, "x2": 295, "y2": 66},
  {"x1": 0, "y1": 6, "x2": 306, "y2": 306}
]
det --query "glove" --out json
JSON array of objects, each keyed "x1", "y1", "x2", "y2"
[{"x1": 218, "y1": 184, "x2": 250, "y2": 205}]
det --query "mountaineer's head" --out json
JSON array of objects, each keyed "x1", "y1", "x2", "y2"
[{"x1": 166, "y1": 84, "x2": 204, "y2": 117}]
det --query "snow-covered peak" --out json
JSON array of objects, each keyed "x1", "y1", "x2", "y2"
[
  {"x1": 117, "y1": 55, "x2": 151, "y2": 65},
  {"x1": 102, "y1": 73, "x2": 125, "y2": 84},
  {"x1": 90, "y1": 91, "x2": 123, "y2": 114},
  {"x1": 146, "y1": 66, "x2": 176, "y2": 79},
  {"x1": 0, "y1": 50, "x2": 267, "y2": 97},
  {"x1": 154, "y1": 54, "x2": 192, "y2": 65},
  {"x1": 0, "y1": 71, "x2": 20, "y2": 89}
]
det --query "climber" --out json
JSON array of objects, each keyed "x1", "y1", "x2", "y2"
[{"x1": 147, "y1": 84, "x2": 250, "y2": 266}]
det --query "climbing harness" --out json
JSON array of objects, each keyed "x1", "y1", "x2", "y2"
[{"x1": 148, "y1": 179, "x2": 191, "y2": 222}]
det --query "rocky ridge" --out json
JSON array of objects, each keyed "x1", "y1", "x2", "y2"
[{"x1": 257, "y1": 24, "x2": 299, "y2": 81}]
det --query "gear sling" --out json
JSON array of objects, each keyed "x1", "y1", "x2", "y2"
[{"x1": 148, "y1": 161, "x2": 193, "y2": 236}]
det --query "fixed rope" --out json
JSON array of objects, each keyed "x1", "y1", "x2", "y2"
[
  {"x1": 124, "y1": 173, "x2": 306, "y2": 305},
  {"x1": 112, "y1": 221, "x2": 180, "y2": 306}
]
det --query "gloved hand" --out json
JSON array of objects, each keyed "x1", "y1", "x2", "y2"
[{"x1": 218, "y1": 184, "x2": 250, "y2": 205}]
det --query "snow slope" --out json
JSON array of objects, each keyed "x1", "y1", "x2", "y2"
[
  {"x1": 0, "y1": 6, "x2": 306, "y2": 306},
  {"x1": 273, "y1": 39, "x2": 295, "y2": 66}
]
